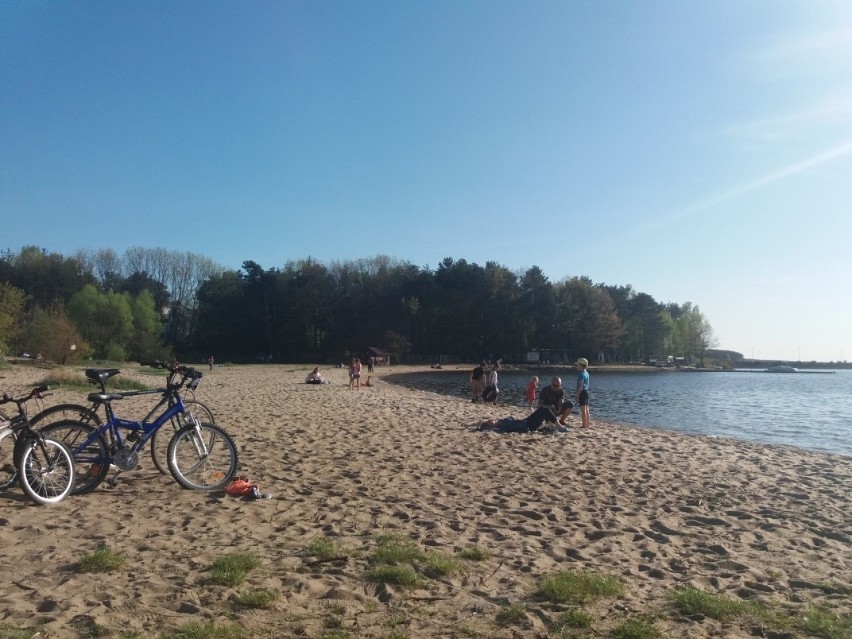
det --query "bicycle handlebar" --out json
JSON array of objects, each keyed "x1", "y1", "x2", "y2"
[{"x1": 0, "y1": 385, "x2": 50, "y2": 406}]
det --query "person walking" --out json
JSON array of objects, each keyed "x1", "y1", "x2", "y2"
[
  {"x1": 469, "y1": 361, "x2": 486, "y2": 402},
  {"x1": 574, "y1": 358, "x2": 591, "y2": 428}
]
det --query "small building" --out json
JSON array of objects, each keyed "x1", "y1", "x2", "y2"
[{"x1": 367, "y1": 347, "x2": 392, "y2": 366}]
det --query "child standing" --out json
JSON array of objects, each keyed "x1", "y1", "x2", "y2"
[
  {"x1": 525, "y1": 376, "x2": 539, "y2": 409},
  {"x1": 574, "y1": 358, "x2": 591, "y2": 428}
]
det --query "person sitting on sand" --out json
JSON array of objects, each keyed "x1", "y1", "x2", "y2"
[
  {"x1": 364, "y1": 375, "x2": 373, "y2": 387},
  {"x1": 477, "y1": 406, "x2": 569, "y2": 433},
  {"x1": 305, "y1": 367, "x2": 327, "y2": 384},
  {"x1": 539, "y1": 376, "x2": 574, "y2": 425}
]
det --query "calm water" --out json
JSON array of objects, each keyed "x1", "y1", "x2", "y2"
[{"x1": 386, "y1": 368, "x2": 852, "y2": 457}]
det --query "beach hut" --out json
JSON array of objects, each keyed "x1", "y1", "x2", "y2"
[{"x1": 367, "y1": 347, "x2": 392, "y2": 366}]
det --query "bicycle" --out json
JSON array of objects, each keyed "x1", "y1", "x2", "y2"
[
  {"x1": 30, "y1": 365, "x2": 216, "y2": 476},
  {"x1": 41, "y1": 363, "x2": 238, "y2": 495},
  {"x1": 0, "y1": 386, "x2": 75, "y2": 505}
]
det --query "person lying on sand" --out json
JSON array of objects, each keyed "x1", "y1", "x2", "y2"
[{"x1": 477, "y1": 406, "x2": 569, "y2": 433}]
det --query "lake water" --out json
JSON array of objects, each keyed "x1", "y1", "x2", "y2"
[{"x1": 385, "y1": 368, "x2": 852, "y2": 457}]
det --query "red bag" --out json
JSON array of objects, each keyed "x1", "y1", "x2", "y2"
[{"x1": 223, "y1": 477, "x2": 257, "y2": 496}]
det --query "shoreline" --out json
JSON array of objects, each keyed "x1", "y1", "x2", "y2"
[{"x1": 0, "y1": 363, "x2": 849, "y2": 638}]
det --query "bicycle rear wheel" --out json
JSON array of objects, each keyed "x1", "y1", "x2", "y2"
[
  {"x1": 17, "y1": 436, "x2": 75, "y2": 504},
  {"x1": 30, "y1": 403, "x2": 102, "y2": 429},
  {"x1": 167, "y1": 423, "x2": 237, "y2": 491},
  {"x1": 41, "y1": 420, "x2": 110, "y2": 495},
  {"x1": 150, "y1": 400, "x2": 216, "y2": 476},
  {"x1": 0, "y1": 427, "x2": 16, "y2": 490}
]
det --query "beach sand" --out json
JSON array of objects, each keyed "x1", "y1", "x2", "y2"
[{"x1": 0, "y1": 363, "x2": 849, "y2": 638}]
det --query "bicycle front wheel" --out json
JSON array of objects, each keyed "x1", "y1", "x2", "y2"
[
  {"x1": 17, "y1": 436, "x2": 75, "y2": 505},
  {"x1": 150, "y1": 400, "x2": 216, "y2": 476},
  {"x1": 167, "y1": 423, "x2": 237, "y2": 491},
  {"x1": 41, "y1": 420, "x2": 110, "y2": 495},
  {"x1": 0, "y1": 427, "x2": 17, "y2": 490}
]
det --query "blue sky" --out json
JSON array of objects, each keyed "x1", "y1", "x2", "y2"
[{"x1": 2, "y1": 1, "x2": 851, "y2": 362}]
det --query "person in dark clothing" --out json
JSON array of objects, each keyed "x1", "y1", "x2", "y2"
[
  {"x1": 469, "y1": 361, "x2": 486, "y2": 402},
  {"x1": 476, "y1": 406, "x2": 568, "y2": 433},
  {"x1": 538, "y1": 376, "x2": 575, "y2": 425}
]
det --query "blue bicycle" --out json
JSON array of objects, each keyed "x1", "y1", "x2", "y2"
[{"x1": 42, "y1": 363, "x2": 238, "y2": 494}]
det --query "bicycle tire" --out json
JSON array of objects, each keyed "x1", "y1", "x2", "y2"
[
  {"x1": 0, "y1": 427, "x2": 16, "y2": 490},
  {"x1": 41, "y1": 420, "x2": 110, "y2": 495},
  {"x1": 150, "y1": 400, "x2": 216, "y2": 476},
  {"x1": 30, "y1": 403, "x2": 102, "y2": 429},
  {"x1": 167, "y1": 422, "x2": 237, "y2": 491},
  {"x1": 17, "y1": 436, "x2": 75, "y2": 505}
]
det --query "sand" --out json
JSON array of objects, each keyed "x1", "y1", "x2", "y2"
[{"x1": 0, "y1": 362, "x2": 849, "y2": 638}]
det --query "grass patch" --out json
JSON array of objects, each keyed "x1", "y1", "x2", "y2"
[
  {"x1": 40, "y1": 370, "x2": 151, "y2": 392},
  {"x1": 0, "y1": 625, "x2": 48, "y2": 639},
  {"x1": 669, "y1": 587, "x2": 754, "y2": 621},
  {"x1": 364, "y1": 563, "x2": 420, "y2": 587},
  {"x1": 211, "y1": 553, "x2": 261, "y2": 587},
  {"x1": 556, "y1": 608, "x2": 594, "y2": 629},
  {"x1": 161, "y1": 621, "x2": 248, "y2": 639},
  {"x1": 537, "y1": 569, "x2": 624, "y2": 604},
  {"x1": 458, "y1": 546, "x2": 490, "y2": 561},
  {"x1": 305, "y1": 536, "x2": 348, "y2": 559},
  {"x1": 371, "y1": 534, "x2": 424, "y2": 565},
  {"x1": 421, "y1": 551, "x2": 463, "y2": 578},
  {"x1": 495, "y1": 603, "x2": 527, "y2": 627},
  {"x1": 76, "y1": 543, "x2": 126, "y2": 573},
  {"x1": 796, "y1": 606, "x2": 852, "y2": 639},
  {"x1": 610, "y1": 616, "x2": 659, "y2": 639},
  {"x1": 815, "y1": 581, "x2": 852, "y2": 596},
  {"x1": 230, "y1": 587, "x2": 279, "y2": 609}
]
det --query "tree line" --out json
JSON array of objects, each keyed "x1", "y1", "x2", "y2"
[{"x1": 0, "y1": 246, "x2": 718, "y2": 366}]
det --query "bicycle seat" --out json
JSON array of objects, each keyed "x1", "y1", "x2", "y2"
[
  {"x1": 87, "y1": 392, "x2": 126, "y2": 403},
  {"x1": 85, "y1": 368, "x2": 122, "y2": 383}
]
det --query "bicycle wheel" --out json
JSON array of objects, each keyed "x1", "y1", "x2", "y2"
[
  {"x1": 41, "y1": 420, "x2": 110, "y2": 495},
  {"x1": 150, "y1": 400, "x2": 216, "y2": 476},
  {"x1": 17, "y1": 436, "x2": 75, "y2": 504},
  {"x1": 30, "y1": 403, "x2": 102, "y2": 429},
  {"x1": 167, "y1": 423, "x2": 237, "y2": 491},
  {"x1": 0, "y1": 427, "x2": 16, "y2": 490}
]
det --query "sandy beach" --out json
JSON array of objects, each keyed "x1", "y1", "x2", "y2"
[{"x1": 0, "y1": 362, "x2": 849, "y2": 639}]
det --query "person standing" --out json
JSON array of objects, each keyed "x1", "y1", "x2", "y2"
[
  {"x1": 574, "y1": 357, "x2": 591, "y2": 428},
  {"x1": 525, "y1": 376, "x2": 539, "y2": 409},
  {"x1": 208, "y1": 356, "x2": 214, "y2": 371},
  {"x1": 469, "y1": 361, "x2": 486, "y2": 402},
  {"x1": 483, "y1": 362, "x2": 500, "y2": 403},
  {"x1": 348, "y1": 358, "x2": 362, "y2": 390}
]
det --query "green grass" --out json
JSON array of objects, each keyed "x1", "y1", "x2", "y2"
[
  {"x1": 458, "y1": 546, "x2": 491, "y2": 561},
  {"x1": 76, "y1": 543, "x2": 126, "y2": 573},
  {"x1": 161, "y1": 621, "x2": 248, "y2": 639},
  {"x1": 40, "y1": 369, "x2": 151, "y2": 392},
  {"x1": 669, "y1": 587, "x2": 754, "y2": 621},
  {"x1": 495, "y1": 603, "x2": 528, "y2": 627},
  {"x1": 363, "y1": 534, "x2": 464, "y2": 585},
  {"x1": 211, "y1": 553, "x2": 261, "y2": 587},
  {"x1": 364, "y1": 563, "x2": 420, "y2": 587},
  {"x1": 610, "y1": 616, "x2": 660, "y2": 639},
  {"x1": 0, "y1": 625, "x2": 47, "y2": 639},
  {"x1": 556, "y1": 608, "x2": 594, "y2": 629},
  {"x1": 537, "y1": 569, "x2": 624, "y2": 604},
  {"x1": 230, "y1": 587, "x2": 279, "y2": 609},
  {"x1": 305, "y1": 536, "x2": 348, "y2": 559},
  {"x1": 670, "y1": 587, "x2": 851, "y2": 639}
]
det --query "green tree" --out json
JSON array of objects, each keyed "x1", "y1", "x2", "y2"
[
  {"x1": 25, "y1": 303, "x2": 89, "y2": 364},
  {"x1": 67, "y1": 285, "x2": 134, "y2": 359},
  {"x1": 0, "y1": 282, "x2": 27, "y2": 356},
  {"x1": 127, "y1": 290, "x2": 166, "y2": 362}
]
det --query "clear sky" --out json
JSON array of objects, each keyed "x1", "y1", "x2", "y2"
[{"x1": 2, "y1": 1, "x2": 851, "y2": 362}]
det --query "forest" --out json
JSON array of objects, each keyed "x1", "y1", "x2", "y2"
[{"x1": 0, "y1": 246, "x2": 719, "y2": 366}]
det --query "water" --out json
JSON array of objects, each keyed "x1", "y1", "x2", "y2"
[{"x1": 386, "y1": 368, "x2": 852, "y2": 457}]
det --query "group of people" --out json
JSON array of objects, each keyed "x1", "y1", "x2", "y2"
[
  {"x1": 473, "y1": 357, "x2": 591, "y2": 433},
  {"x1": 305, "y1": 361, "x2": 373, "y2": 388}
]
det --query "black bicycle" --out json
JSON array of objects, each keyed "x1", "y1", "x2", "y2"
[{"x1": 0, "y1": 386, "x2": 75, "y2": 505}]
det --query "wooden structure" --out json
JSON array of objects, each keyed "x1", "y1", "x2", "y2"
[{"x1": 367, "y1": 347, "x2": 392, "y2": 365}]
